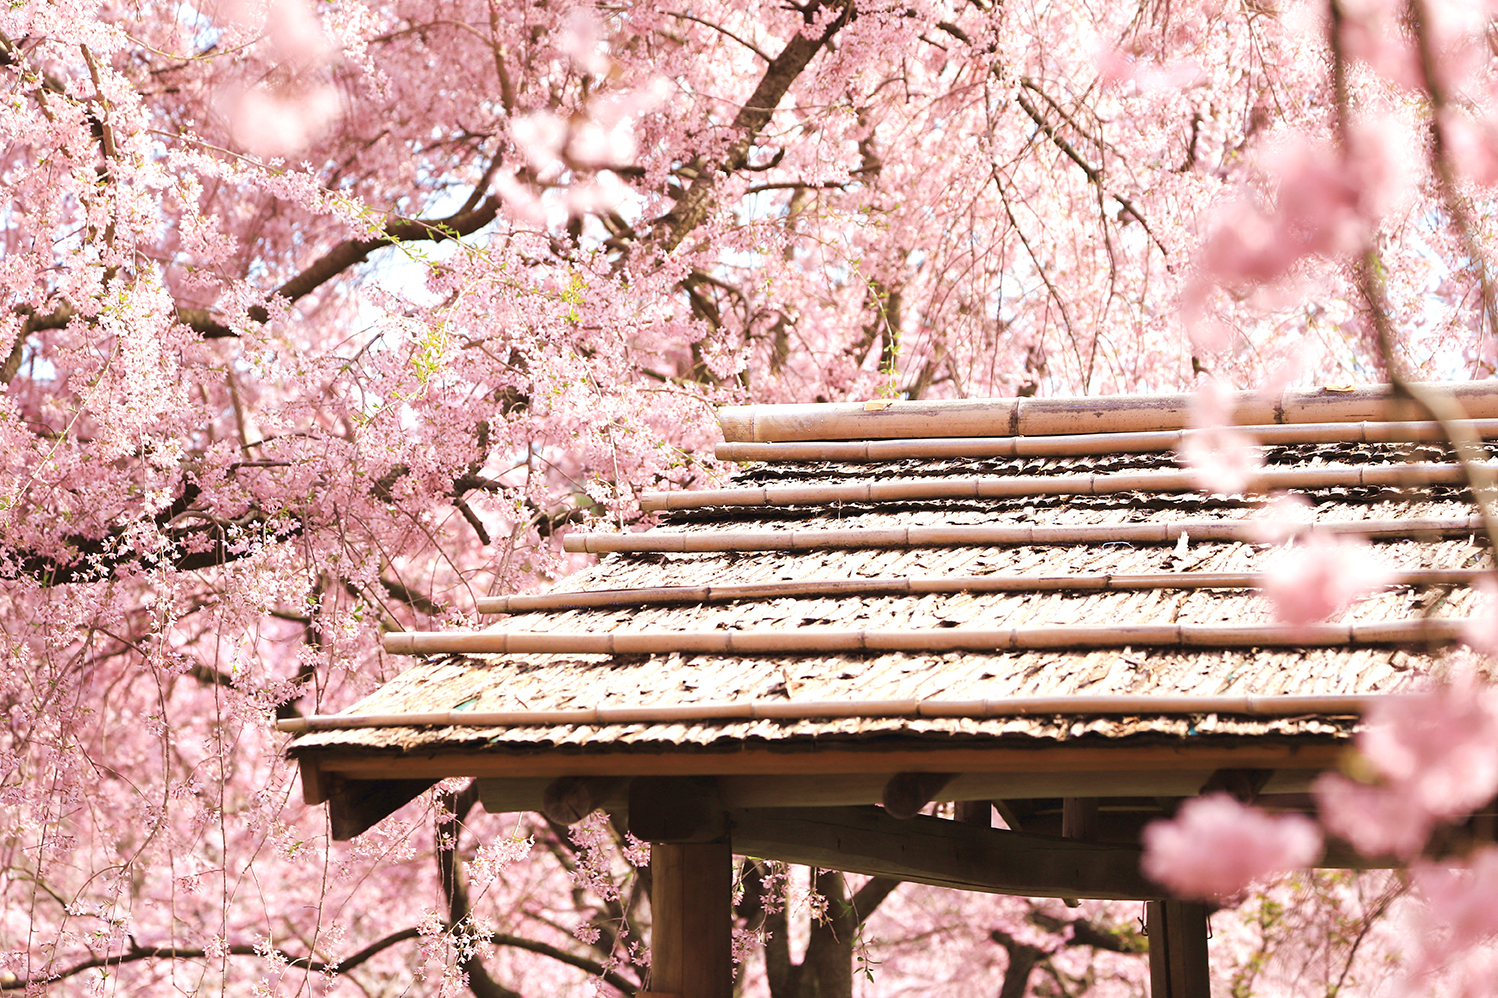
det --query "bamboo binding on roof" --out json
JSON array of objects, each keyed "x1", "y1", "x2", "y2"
[
  {"x1": 473, "y1": 568, "x2": 1486, "y2": 614},
  {"x1": 640, "y1": 463, "x2": 1487, "y2": 511},
  {"x1": 717, "y1": 382, "x2": 1498, "y2": 442},
  {"x1": 275, "y1": 692, "x2": 1390, "y2": 734},
  {"x1": 381, "y1": 619, "x2": 1466, "y2": 657},
  {"x1": 714, "y1": 419, "x2": 1498, "y2": 463},
  {"x1": 562, "y1": 516, "x2": 1486, "y2": 554}
]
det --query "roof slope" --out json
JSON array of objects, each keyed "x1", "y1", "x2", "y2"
[{"x1": 286, "y1": 384, "x2": 1496, "y2": 769}]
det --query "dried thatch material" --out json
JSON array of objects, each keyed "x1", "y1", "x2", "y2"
[
  {"x1": 288, "y1": 382, "x2": 1498, "y2": 765},
  {"x1": 640, "y1": 463, "x2": 1488, "y2": 511}
]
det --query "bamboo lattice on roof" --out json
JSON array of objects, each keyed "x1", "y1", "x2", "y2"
[
  {"x1": 287, "y1": 381, "x2": 1498, "y2": 766},
  {"x1": 562, "y1": 516, "x2": 1486, "y2": 554},
  {"x1": 472, "y1": 568, "x2": 1483, "y2": 614},
  {"x1": 717, "y1": 382, "x2": 1498, "y2": 442},
  {"x1": 715, "y1": 419, "x2": 1498, "y2": 463}
]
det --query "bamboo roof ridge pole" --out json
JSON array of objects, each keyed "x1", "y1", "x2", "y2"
[
  {"x1": 378, "y1": 618, "x2": 1466, "y2": 658},
  {"x1": 716, "y1": 382, "x2": 1498, "y2": 442},
  {"x1": 562, "y1": 516, "x2": 1487, "y2": 554},
  {"x1": 714, "y1": 419, "x2": 1498, "y2": 463},
  {"x1": 474, "y1": 568, "x2": 1487, "y2": 614},
  {"x1": 639, "y1": 462, "x2": 1490, "y2": 511},
  {"x1": 277, "y1": 692, "x2": 1401, "y2": 734}
]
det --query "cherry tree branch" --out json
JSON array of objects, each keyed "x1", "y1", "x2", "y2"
[
  {"x1": 1013, "y1": 80, "x2": 1167, "y2": 258},
  {"x1": 0, "y1": 927, "x2": 424, "y2": 991},
  {"x1": 10, "y1": 503, "x2": 302, "y2": 587},
  {"x1": 487, "y1": 934, "x2": 639, "y2": 995},
  {"x1": 655, "y1": 0, "x2": 855, "y2": 254},
  {"x1": 174, "y1": 195, "x2": 504, "y2": 338},
  {"x1": 990, "y1": 908, "x2": 1144, "y2": 998},
  {"x1": 0, "y1": 925, "x2": 638, "y2": 995},
  {"x1": 1406, "y1": 0, "x2": 1498, "y2": 375},
  {"x1": 668, "y1": 11, "x2": 773, "y2": 62},
  {"x1": 438, "y1": 784, "x2": 525, "y2": 998},
  {"x1": 849, "y1": 876, "x2": 900, "y2": 925},
  {"x1": 2, "y1": 303, "x2": 76, "y2": 385},
  {"x1": 1324, "y1": 0, "x2": 1498, "y2": 562}
]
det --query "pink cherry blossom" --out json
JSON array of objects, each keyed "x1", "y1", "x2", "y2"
[
  {"x1": 264, "y1": 0, "x2": 332, "y2": 68},
  {"x1": 1194, "y1": 120, "x2": 1411, "y2": 303},
  {"x1": 1251, "y1": 492, "x2": 1315, "y2": 545},
  {"x1": 1178, "y1": 425, "x2": 1262, "y2": 495},
  {"x1": 1313, "y1": 771, "x2": 1435, "y2": 858},
  {"x1": 227, "y1": 84, "x2": 340, "y2": 158},
  {"x1": 1462, "y1": 578, "x2": 1498, "y2": 653},
  {"x1": 1317, "y1": 680, "x2": 1498, "y2": 861},
  {"x1": 7, "y1": 0, "x2": 1498, "y2": 992},
  {"x1": 1177, "y1": 378, "x2": 1264, "y2": 495},
  {"x1": 1411, "y1": 850, "x2": 1498, "y2": 968},
  {"x1": 1359, "y1": 679, "x2": 1498, "y2": 818},
  {"x1": 1142, "y1": 794, "x2": 1323, "y2": 900},
  {"x1": 557, "y1": 7, "x2": 611, "y2": 77},
  {"x1": 1440, "y1": 110, "x2": 1498, "y2": 187},
  {"x1": 1259, "y1": 534, "x2": 1396, "y2": 626},
  {"x1": 512, "y1": 111, "x2": 568, "y2": 173}
]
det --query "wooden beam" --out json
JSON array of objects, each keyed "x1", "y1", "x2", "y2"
[
  {"x1": 729, "y1": 806, "x2": 1166, "y2": 901},
  {"x1": 648, "y1": 841, "x2": 733, "y2": 998},
  {"x1": 329, "y1": 778, "x2": 436, "y2": 841},
  {"x1": 954, "y1": 800, "x2": 993, "y2": 827},
  {"x1": 463, "y1": 769, "x2": 1327, "y2": 815},
  {"x1": 473, "y1": 777, "x2": 553, "y2": 814},
  {"x1": 1147, "y1": 901, "x2": 1211, "y2": 998},
  {"x1": 305, "y1": 741, "x2": 1345, "y2": 781}
]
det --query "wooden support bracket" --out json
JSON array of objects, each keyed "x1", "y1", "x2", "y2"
[
  {"x1": 299, "y1": 758, "x2": 330, "y2": 805},
  {"x1": 329, "y1": 778, "x2": 437, "y2": 841},
  {"x1": 730, "y1": 806, "x2": 1166, "y2": 900},
  {"x1": 630, "y1": 777, "x2": 728, "y2": 843},
  {"x1": 1200, "y1": 768, "x2": 1273, "y2": 803},
  {"x1": 542, "y1": 776, "x2": 629, "y2": 825},
  {"x1": 883, "y1": 771, "x2": 955, "y2": 819}
]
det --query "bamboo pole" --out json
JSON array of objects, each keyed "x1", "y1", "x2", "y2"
[
  {"x1": 473, "y1": 568, "x2": 1485, "y2": 614},
  {"x1": 639, "y1": 462, "x2": 1487, "y2": 511},
  {"x1": 277, "y1": 690, "x2": 1407, "y2": 734},
  {"x1": 716, "y1": 382, "x2": 1498, "y2": 442},
  {"x1": 377, "y1": 618, "x2": 1464, "y2": 659},
  {"x1": 562, "y1": 516, "x2": 1486, "y2": 554},
  {"x1": 715, "y1": 419, "x2": 1498, "y2": 463}
]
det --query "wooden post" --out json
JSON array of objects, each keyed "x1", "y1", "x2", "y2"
[
  {"x1": 1062, "y1": 798, "x2": 1099, "y2": 841},
  {"x1": 645, "y1": 841, "x2": 733, "y2": 998},
  {"x1": 1147, "y1": 901, "x2": 1211, "y2": 998}
]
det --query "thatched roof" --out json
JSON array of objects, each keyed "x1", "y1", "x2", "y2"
[{"x1": 281, "y1": 383, "x2": 1497, "y2": 848}]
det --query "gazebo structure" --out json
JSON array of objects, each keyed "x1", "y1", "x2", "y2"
[{"x1": 280, "y1": 382, "x2": 1498, "y2": 998}]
